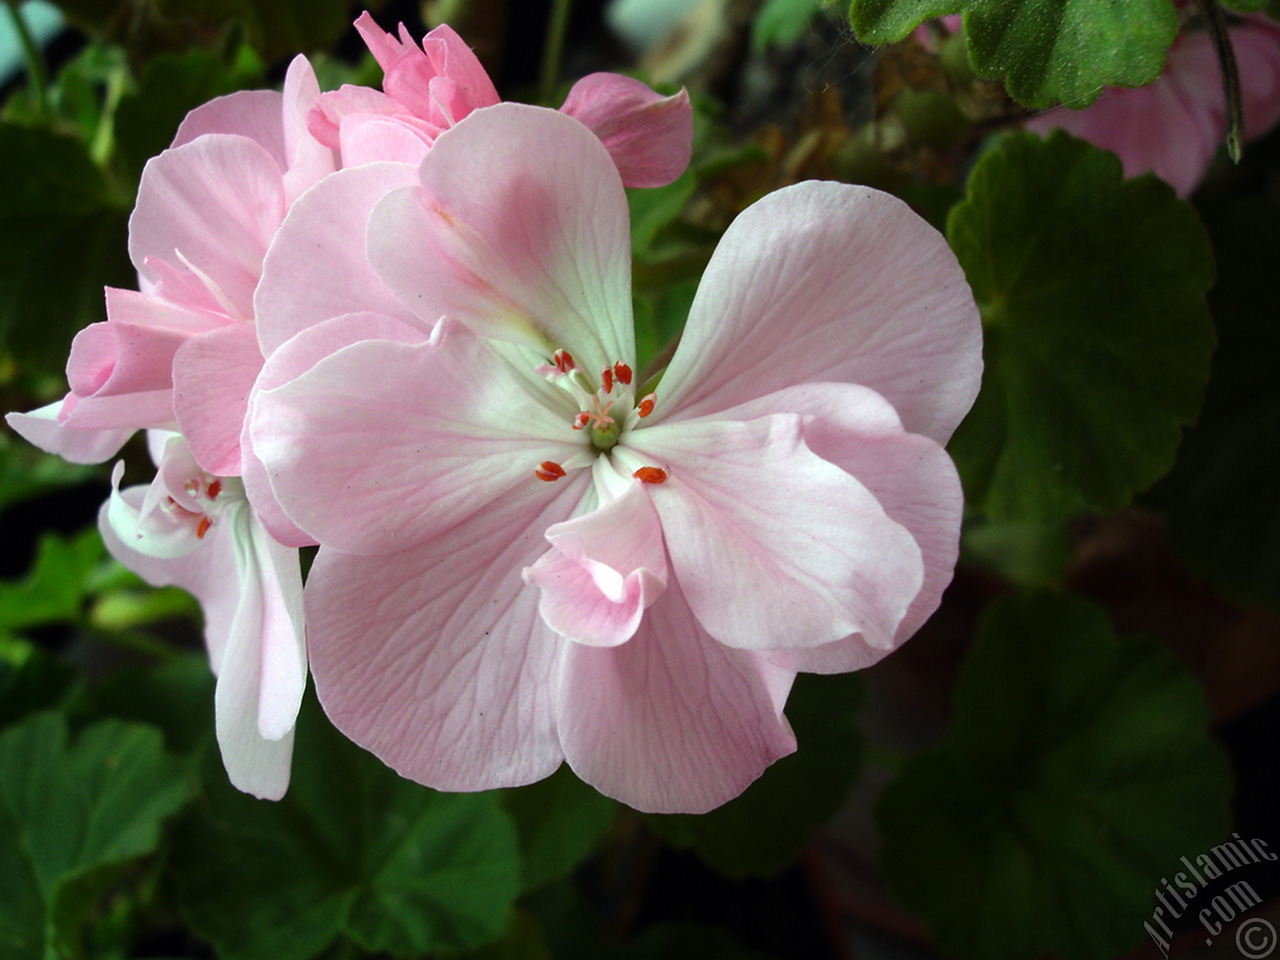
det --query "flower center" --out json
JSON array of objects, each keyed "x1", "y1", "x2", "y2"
[{"x1": 534, "y1": 350, "x2": 661, "y2": 482}]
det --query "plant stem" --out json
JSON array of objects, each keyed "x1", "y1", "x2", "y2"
[
  {"x1": 539, "y1": 0, "x2": 573, "y2": 103},
  {"x1": 6, "y1": 1, "x2": 51, "y2": 122},
  {"x1": 1199, "y1": 0, "x2": 1244, "y2": 162}
]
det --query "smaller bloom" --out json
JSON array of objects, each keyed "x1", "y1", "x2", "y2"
[
  {"x1": 100, "y1": 434, "x2": 306, "y2": 800},
  {"x1": 1024, "y1": 15, "x2": 1280, "y2": 195},
  {"x1": 309, "y1": 12, "x2": 693, "y2": 185}
]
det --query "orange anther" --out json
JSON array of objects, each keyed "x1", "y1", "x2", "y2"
[
  {"x1": 613, "y1": 362, "x2": 633, "y2": 385},
  {"x1": 196, "y1": 516, "x2": 213, "y2": 539},
  {"x1": 601, "y1": 367, "x2": 614, "y2": 394},
  {"x1": 553, "y1": 349, "x2": 575, "y2": 373},
  {"x1": 633, "y1": 467, "x2": 668, "y2": 485},
  {"x1": 637, "y1": 393, "x2": 656, "y2": 418},
  {"x1": 536, "y1": 461, "x2": 567, "y2": 482},
  {"x1": 207, "y1": 479, "x2": 223, "y2": 500},
  {"x1": 572, "y1": 412, "x2": 591, "y2": 430}
]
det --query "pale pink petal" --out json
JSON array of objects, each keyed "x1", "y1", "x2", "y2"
[
  {"x1": 339, "y1": 114, "x2": 433, "y2": 167},
  {"x1": 412, "y1": 23, "x2": 500, "y2": 114},
  {"x1": 654, "y1": 181, "x2": 982, "y2": 445},
  {"x1": 367, "y1": 103, "x2": 634, "y2": 376},
  {"x1": 251, "y1": 317, "x2": 582, "y2": 555},
  {"x1": 281, "y1": 55, "x2": 337, "y2": 205},
  {"x1": 254, "y1": 161, "x2": 421, "y2": 356},
  {"x1": 60, "y1": 324, "x2": 175, "y2": 430},
  {"x1": 172, "y1": 90, "x2": 286, "y2": 162},
  {"x1": 240, "y1": 312, "x2": 426, "y2": 549},
  {"x1": 130, "y1": 135, "x2": 287, "y2": 321},
  {"x1": 308, "y1": 85, "x2": 421, "y2": 150},
  {"x1": 557, "y1": 573, "x2": 796, "y2": 813},
  {"x1": 621, "y1": 413, "x2": 924, "y2": 652},
  {"x1": 6, "y1": 401, "x2": 132, "y2": 464},
  {"x1": 1236, "y1": 18, "x2": 1280, "y2": 142},
  {"x1": 104, "y1": 461, "x2": 202, "y2": 560},
  {"x1": 559, "y1": 74, "x2": 692, "y2": 187},
  {"x1": 524, "y1": 477, "x2": 667, "y2": 647},
  {"x1": 306, "y1": 477, "x2": 589, "y2": 791},
  {"x1": 716, "y1": 382, "x2": 963, "y2": 673},
  {"x1": 172, "y1": 323, "x2": 264, "y2": 477}
]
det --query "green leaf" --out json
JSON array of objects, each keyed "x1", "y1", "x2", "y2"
[
  {"x1": 150, "y1": 0, "x2": 359, "y2": 60},
  {"x1": 114, "y1": 45, "x2": 265, "y2": 185},
  {"x1": 648, "y1": 673, "x2": 863, "y2": 879},
  {"x1": 946, "y1": 131, "x2": 1215, "y2": 522},
  {"x1": 0, "y1": 712, "x2": 193, "y2": 960},
  {"x1": 0, "y1": 528, "x2": 106, "y2": 632},
  {"x1": 752, "y1": 0, "x2": 825, "y2": 50},
  {"x1": 1223, "y1": 0, "x2": 1280, "y2": 18},
  {"x1": 503, "y1": 766, "x2": 616, "y2": 890},
  {"x1": 849, "y1": 1, "x2": 1179, "y2": 108},
  {"x1": 0, "y1": 434, "x2": 101, "y2": 513},
  {"x1": 77, "y1": 654, "x2": 215, "y2": 756},
  {"x1": 0, "y1": 635, "x2": 77, "y2": 730},
  {"x1": 0, "y1": 124, "x2": 132, "y2": 378},
  {"x1": 1153, "y1": 195, "x2": 1280, "y2": 606},
  {"x1": 878, "y1": 593, "x2": 1232, "y2": 960},
  {"x1": 172, "y1": 693, "x2": 522, "y2": 960}
]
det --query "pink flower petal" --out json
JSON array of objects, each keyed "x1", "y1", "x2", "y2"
[
  {"x1": 172, "y1": 323, "x2": 264, "y2": 477},
  {"x1": 306, "y1": 477, "x2": 589, "y2": 791},
  {"x1": 98, "y1": 476, "x2": 304, "y2": 800},
  {"x1": 251, "y1": 317, "x2": 582, "y2": 555},
  {"x1": 524, "y1": 477, "x2": 667, "y2": 647},
  {"x1": 715, "y1": 382, "x2": 963, "y2": 673},
  {"x1": 338, "y1": 114, "x2": 433, "y2": 167},
  {"x1": 241, "y1": 312, "x2": 426, "y2": 549},
  {"x1": 557, "y1": 573, "x2": 796, "y2": 813},
  {"x1": 130, "y1": 135, "x2": 287, "y2": 321},
  {"x1": 254, "y1": 161, "x2": 421, "y2": 357},
  {"x1": 6, "y1": 401, "x2": 133, "y2": 464},
  {"x1": 654, "y1": 181, "x2": 982, "y2": 445},
  {"x1": 280, "y1": 55, "x2": 336, "y2": 205},
  {"x1": 622, "y1": 412, "x2": 924, "y2": 652},
  {"x1": 559, "y1": 74, "x2": 692, "y2": 188},
  {"x1": 308, "y1": 85, "x2": 424, "y2": 150},
  {"x1": 367, "y1": 103, "x2": 634, "y2": 376},
  {"x1": 172, "y1": 90, "x2": 286, "y2": 160}
]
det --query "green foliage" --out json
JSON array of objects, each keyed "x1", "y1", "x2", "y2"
[
  {"x1": 752, "y1": 0, "x2": 826, "y2": 50},
  {"x1": 946, "y1": 131, "x2": 1215, "y2": 522},
  {"x1": 0, "y1": 435, "x2": 100, "y2": 514},
  {"x1": 878, "y1": 593, "x2": 1233, "y2": 960},
  {"x1": 850, "y1": 0, "x2": 1179, "y2": 108},
  {"x1": 1155, "y1": 195, "x2": 1280, "y2": 606},
  {"x1": 503, "y1": 765, "x2": 617, "y2": 890},
  {"x1": 115, "y1": 44, "x2": 265, "y2": 183},
  {"x1": 0, "y1": 123, "x2": 132, "y2": 379},
  {"x1": 1223, "y1": 0, "x2": 1280, "y2": 18},
  {"x1": 648, "y1": 673, "x2": 863, "y2": 879},
  {"x1": 0, "y1": 712, "x2": 193, "y2": 960},
  {"x1": 172, "y1": 693, "x2": 523, "y2": 960},
  {"x1": 0, "y1": 528, "x2": 106, "y2": 633},
  {"x1": 0, "y1": 635, "x2": 77, "y2": 729}
]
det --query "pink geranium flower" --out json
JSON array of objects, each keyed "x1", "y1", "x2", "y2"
[
  {"x1": 101, "y1": 434, "x2": 305, "y2": 799},
  {"x1": 250, "y1": 104, "x2": 982, "y2": 813},
  {"x1": 1026, "y1": 15, "x2": 1280, "y2": 195},
  {"x1": 310, "y1": 12, "x2": 692, "y2": 186}
]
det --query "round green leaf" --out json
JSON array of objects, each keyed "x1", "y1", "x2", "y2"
[
  {"x1": 173, "y1": 693, "x2": 522, "y2": 960},
  {"x1": 946, "y1": 131, "x2": 1215, "y2": 522},
  {"x1": 503, "y1": 766, "x2": 617, "y2": 891},
  {"x1": 877, "y1": 593, "x2": 1233, "y2": 960},
  {"x1": 848, "y1": 0, "x2": 1178, "y2": 108}
]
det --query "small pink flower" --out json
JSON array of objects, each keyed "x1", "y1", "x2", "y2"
[
  {"x1": 1025, "y1": 16, "x2": 1280, "y2": 195},
  {"x1": 310, "y1": 12, "x2": 693, "y2": 185},
  {"x1": 250, "y1": 104, "x2": 982, "y2": 813},
  {"x1": 100, "y1": 434, "x2": 306, "y2": 800}
]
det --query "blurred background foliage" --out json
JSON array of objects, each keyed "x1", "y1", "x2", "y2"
[{"x1": 1, "y1": 0, "x2": 1278, "y2": 957}]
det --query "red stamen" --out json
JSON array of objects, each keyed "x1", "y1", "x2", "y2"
[
  {"x1": 207, "y1": 479, "x2": 223, "y2": 500},
  {"x1": 572, "y1": 412, "x2": 591, "y2": 430},
  {"x1": 196, "y1": 516, "x2": 212, "y2": 539},
  {"x1": 601, "y1": 367, "x2": 614, "y2": 394},
  {"x1": 613, "y1": 362, "x2": 633, "y2": 385},
  {"x1": 554, "y1": 349, "x2": 575, "y2": 373},
  {"x1": 637, "y1": 393, "x2": 656, "y2": 418},
  {"x1": 536, "y1": 461, "x2": 567, "y2": 482},
  {"x1": 633, "y1": 467, "x2": 668, "y2": 485}
]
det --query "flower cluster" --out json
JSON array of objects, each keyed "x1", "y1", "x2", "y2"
[{"x1": 8, "y1": 13, "x2": 981, "y2": 812}]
